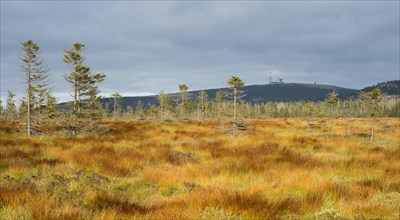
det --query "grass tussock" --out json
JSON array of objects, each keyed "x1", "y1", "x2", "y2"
[{"x1": 0, "y1": 118, "x2": 399, "y2": 219}]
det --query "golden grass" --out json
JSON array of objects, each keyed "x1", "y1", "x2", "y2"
[{"x1": 0, "y1": 118, "x2": 399, "y2": 219}]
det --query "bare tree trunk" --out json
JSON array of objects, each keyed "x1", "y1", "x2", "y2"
[
  {"x1": 205, "y1": 100, "x2": 208, "y2": 118},
  {"x1": 73, "y1": 78, "x2": 77, "y2": 135},
  {"x1": 233, "y1": 87, "x2": 237, "y2": 137},
  {"x1": 181, "y1": 93, "x2": 185, "y2": 120},
  {"x1": 331, "y1": 106, "x2": 334, "y2": 134},
  {"x1": 346, "y1": 101, "x2": 352, "y2": 135},
  {"x1": 114, "y1": 95, "x2": 117, "y2": 122},
  {"x1": 27, "y1": 59, "x2": 31, "y2": 137},
  {"x1": 370, "y1": 117, "x2": 374, "y2": 142},
  {"x1": 217, "y1": 103, "x2": 221, "y2": 121},
  {"x1": 77, "y1": 90, "x2": 81, "y2": 116},
  {"x1": 346, "y1": 118, "x2": 351, "y2": 135},
  {"x1": 200, "y1": 95, "x2": 204, "y2": 121}
]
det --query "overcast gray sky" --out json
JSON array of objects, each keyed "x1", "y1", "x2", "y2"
[{"x1": 1, "y1": 1, "x2": 399, "y2": 103}]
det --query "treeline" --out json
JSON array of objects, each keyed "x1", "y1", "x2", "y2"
[
  {"x1": 3, "y1": 87, "x2": 398, "y2": 124},
  {"x1": 109, "y1": 85, "x2": 398, "y2": 140},
  {"x1": 361, "y1": 80, "x2": 400, "y2": 95},
  {"x1": 109, "y1": 90, "x2": 400, "y2": 121},
  {"x1": 0, "y1": 41, "x2": 399, "y2": 140}
]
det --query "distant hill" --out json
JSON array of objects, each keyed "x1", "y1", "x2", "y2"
[
  {"x1": 101, "y1": 83, "x2": 358, "y2": 110},
  {"x1": 361, "y1": 80, "x2": 400, "y2": 95}
]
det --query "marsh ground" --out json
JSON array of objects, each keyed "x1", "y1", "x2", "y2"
[{"x1": 0, "y1": 118, "x2": 399, "y2": 219}]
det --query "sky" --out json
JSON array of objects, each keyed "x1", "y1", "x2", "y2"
[{"x1": 1, "y1": 1, "x2": 399, "y2": 103}]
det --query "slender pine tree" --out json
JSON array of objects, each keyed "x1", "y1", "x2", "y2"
[
  {"x1": 227, "y1": 76, "x2": 245, "y2": 136},
  {"x1": 6, "y1": 91, "x2": 17, "y2": 121},
  {"x1": 64, "y1": 43, "x2": 105, "y2": 134},
  {"x1": 325, "y1": 91, "x2": 339, "y2": 133},
  {"x1": 19, "y1": 40, "x2": 50, "y2": 137},
  {"x1": 178, "y1": 84, "x2": 189, "y2": 120}
]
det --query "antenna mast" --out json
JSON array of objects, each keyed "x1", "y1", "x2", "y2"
[{"x1": 269, "y1": 69, "x2": 272, "y2": 84}]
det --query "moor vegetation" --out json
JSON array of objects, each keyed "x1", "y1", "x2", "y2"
[{"x1": 1, "y1": 118, "x2": 399, "y2": 219}]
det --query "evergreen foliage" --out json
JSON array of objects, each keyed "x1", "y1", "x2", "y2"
[
  {"x1": 5, "y1": 91, "x2": 17, "y2": 120},
  {"x1": 227, "y1": 76, "x2": 245, "y2": 136},
  {"x1": 19, "y1": 40, "x2": 53, "y2": 136},
  {"x1": 63, "y1": 43, "x2": 106, "y2": 134},
  {"x1": 361, "y1": 80, "x2": 399, "y2": 95}
]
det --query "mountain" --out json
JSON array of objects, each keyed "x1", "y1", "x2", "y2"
[
  {"x1": 101, "y1": 82, "x2": 358, "y2": 110},
  {"x1": 361, "y1": 80, "x2": 400, "y2": 95}
]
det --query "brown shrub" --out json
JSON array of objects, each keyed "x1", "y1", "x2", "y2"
[
  {"x1": 32, "y1": 158, "x2": 63, "y2": 167},
  {"x1": 157, "y1": 148, "x2": 198, "y2": 165},
  {"x1": 0, "y1": 138, "x2": 42, "y2": 148},
  {"x1": 90, "y1": 193, "x2": 149, "y2": 214},
  {"x1": 0, "y1": 148, "x2": 42, "y2": 161},
  {"x1": 384, "y1": 146, "x2": 400, "y2": 160},
  {"x1": 292, "y1": 136, "x2": 320, "y2": 145},
  {"x1": 355, "y1": 178, "x2": 383, "y2": 191},
  {"x1": 215, "y1": 189, "x2": 302, "y2": 217},
  {"x1": 0, "y1": 120, "x2": 19, "y2": 133},
  {"x1": 275, "y1": 147, "x2": 322, "y2": 168},
  {"x1": 368, "y1": 147, "x2": 384, "y2": 153},
  {"x1": 108, "y1": 121, "x2": 152, "y2": 136},
  {"x1": 31, "y1": 197, "x2": 84, "y2": 220},
  {"x1": 100, "y1": 159, "x2": 134, "y2": 177},
  {"x1": 204, "y1": 145, "x2": 231, "y2": 158},
  {"x1": 88, "y1": 144, "x2": 116, "y2": 155},
  {"x1": 327, "y1": 182, "x2": 352, "y2": 200},
  {"x1": 0, "y1": 185, "x2": 37, "y2": 207},
  {"x1": 0, "y1": 149, "x2": 30, "y2": 160},
  {"x1": 175, "y1": 130, "x2": 210, "y2": 138},
  {"x1": 387, "y1": 181, "x2": 400, "y2": 192},
  {"x1": 304, "y1": 190, "x2": 324, "y2": 209},
  {"x1": 385, "y1": 167, "x2": 400, "y2": 176},
  {"x1": 203, "y1": 142, "x2": 279, "y2": 159}
]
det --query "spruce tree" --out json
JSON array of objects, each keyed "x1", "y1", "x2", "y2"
[
  {"x1": 19, "y1": 40, "x2": 50, "y2": 137},
  {"x1": 197, "y1": 90, "x2": 208, "y2": 122},
  {"x1": 64, "y1": 43, "x2": 105, "y2": 134},
  {"x1": 178, "y1": 84, "x2": 189, "y2": 120},
  {"x1": 85, "y1": 70, "x2": 106, "y2": 119},
  {"x1": 18, "y1": 97, "x2": 28, "y2": 120},
  {"x1": 148, "y1": 105, "x2": 159, "y2": 122},
  {"x1": 125, "y1": 106, "x2": 134, "y2": 118},
  {"x1": 305, "y1": 102, "x2": 315, "y2": 131},
  {"x1": 6, "y1": 91, "x2": 17, "y2": 121},
  {"x1": 227, "y1": 76, "x2": 245, "y2": 136},
  {"x1": 215, "y1": 91, "x2": 223, "y2": 121},
  {"x1": 0, "y1": 99, "x2": 4, "y2": 118},
  {"x1": 359, "y1": 88, "x2": 381, "y2": 142},
  {"x1": 158, "y1": 91, "x2": 170, "y2": 122},
  {"x1": 112, "y1": 92, "x2": 122, "y2": 121},
  {"x1": 64, "y1": 43, "x2": 84, "y2": 118},
  {"x1": 135, "y1": 101, "x2": 145, "y2": 120},
  {"x1": 325, "y1": 91, "x2": 339, "y2": 133},
  {"x1": 344, "y1": 99, "x2": 354, "y2": 135},
  {"x1": 64, "y1": 43, "x2": 85, "y2": 134}
]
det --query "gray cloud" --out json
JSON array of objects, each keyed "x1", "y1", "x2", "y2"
[{"x1": 1, "y1": 1, "x2": 399, "y2": 103}]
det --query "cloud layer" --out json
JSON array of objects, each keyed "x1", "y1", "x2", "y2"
[{"x1": 1, "y1": 1, "x2": 399, "y2": 102}]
